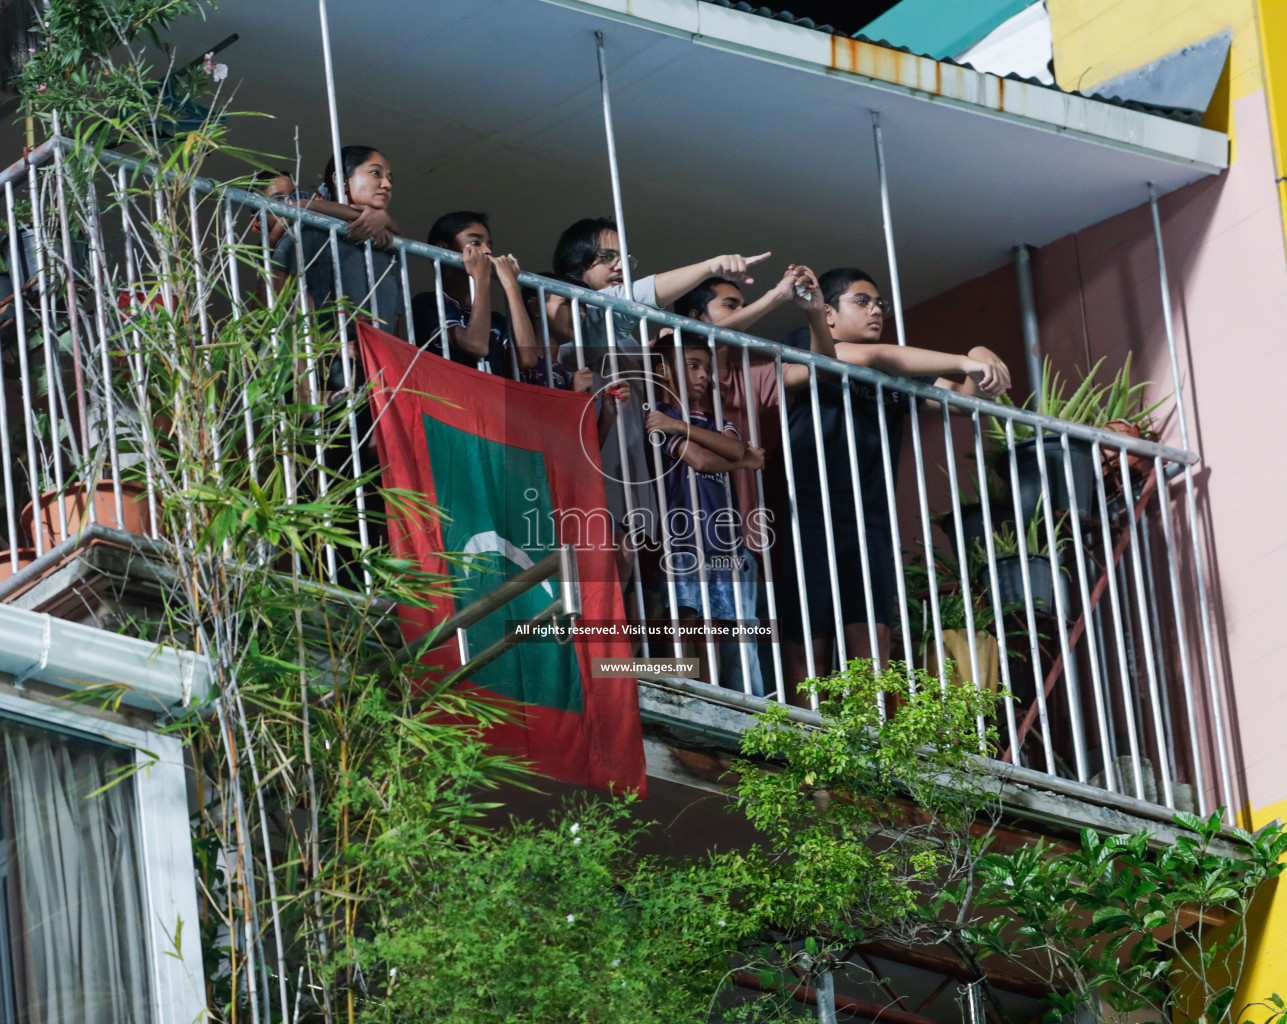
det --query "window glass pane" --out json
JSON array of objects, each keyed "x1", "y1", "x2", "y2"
[{"x1": 0, "y1": 720, "x2": 153, "y2": 1024}]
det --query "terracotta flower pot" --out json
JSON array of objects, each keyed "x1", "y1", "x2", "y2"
[
  {"x1": 20, "y1": 481, "x2": 152, "y2": 549},
  {"x1": 1101, "y1": 420, "x2": 1145, "y2": 483},
  {"x1": 0, "y1": 548, "x2": 37, "y2": 585}
]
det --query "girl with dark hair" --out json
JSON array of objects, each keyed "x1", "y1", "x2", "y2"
[
  {"x1": 410, "y1": 211, "x2": 539, "y2": 377},
  {"x1": 551, "y1": 218, "x2": 769, "y2": 329},
  {"x1": 257, "y1": 163, "x2": 399, "y2": 252},
  {"x1": 549, "y1": 217, "x2": 770, "y2": 578},
  {"x1": 272, "y1": 146, "x2": 404, "y2": 394},
  {"x1": 270, "y1": 147, "x2": 405, "y2": 568}
]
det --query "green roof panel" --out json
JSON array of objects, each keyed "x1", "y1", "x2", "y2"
[{"x1": 858, "y1": 0, "x2": 1040, "y2": 60}]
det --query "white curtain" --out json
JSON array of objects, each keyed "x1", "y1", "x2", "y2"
[{"x1": 1, "y1": 723, "x2": 152, "y2": 1024}]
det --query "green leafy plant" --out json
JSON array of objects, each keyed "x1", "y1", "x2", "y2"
[
  {"x1": 985, "y1": 496, "x2": 1067, "y2": 561},
  {"x1": 732, "y1": 660, "x2": 1000, "y2": 949},
  {"x1": 353, "y1": 798, "x2": 750, "y2": 1023},
  {"x1": 1101, "y1": 352, "x2": 1170, "y2": 438},
  {"x1": 953, "y1": 813, "x2": 1287, "y2": 1024},
  {"x1": 986, "y1": 355, "x2": 1170, "y2": 447}
]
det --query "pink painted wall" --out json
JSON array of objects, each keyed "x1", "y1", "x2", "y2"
[{"x1": 900, "y1": 88, "x2": 1287, "y2": 815}]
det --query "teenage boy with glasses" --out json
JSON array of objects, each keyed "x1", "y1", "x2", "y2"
[{"x1": 779, "y1": 267, "x2": 1011, "y2": 702}]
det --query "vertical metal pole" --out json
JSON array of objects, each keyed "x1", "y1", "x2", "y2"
[
  {"x1": 1153, "y1": 453, "x2": 1208, "y2": 815},
  {"x1": 704, "y1": 330, "x2": 753, "y2": 691},
  {"x1": 742, "y1": 345, "x2": 786, "y2": 701},
  {"x1": 318, "y1": 0, "x2": 347, "y2": 204},
  {"x1": 872, "y1": 111, "x2": 942, "y2": 684},
  {"x1": 115, "y1": 169, "x2": 155, "y2": 537},
  {"x1": 669, "y1": 326, "x2": 720, "y2": 677},
  {"x1": 1005, "y1": 420, "x2": 1056, "y2": 772},
  {"x1": 1148, "y1": 182, "x2": 1234, "y2": 818},
  {"x1": 1148, "y1": 186, "x2": 1188, "y2": 450},
  {"x1": 1058, "y1": 432, "x2": 1113, "y2": 788},
  {"x1": 941, "y1": 404, "x2": 983, "y2": 728},
  {"x1": 1120, "y1": 459, "x2": 1174, "y2": 807},
  {"x1": 778, "y1": 354, "x2": 817, "y2": 683},
  {"x1": 1031, "y1": 428, "x2": 1087, "y2": 782},
  {"x1": 815, "y1": 969, "x2": 837, "y2": 1024},
  {"x1": 596, "y1": 32, "x2": 634, "y2": 297},
  {"x1": 808, "y1": 366, "x2": 849, "y2": 672},
  {"x1": 1014, "y1": 244, "x2": 1043, "y2": 408},
  {"x1": 974, "y1": 414, "x2": 1019, "y2": 754},
  {"x1": 871, "y1": 113, "x2": 905, "y2": 348},
  {"x1": 841, "y1": 380, "x2": 882, "y2": 674},
  {"x1": 5, "y1": 182, "x2": 40, "y2": 555}
]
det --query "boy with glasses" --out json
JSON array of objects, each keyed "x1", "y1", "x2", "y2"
[{"x1": 780, "y1": 267, "x2": 1010, "y2": 701}]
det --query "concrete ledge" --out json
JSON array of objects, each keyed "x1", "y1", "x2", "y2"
[{"x1": 638, "y1": 677, "x2": 1248, "y2": 857}]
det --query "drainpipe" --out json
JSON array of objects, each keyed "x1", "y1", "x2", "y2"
[{"x1": 1013, "y1": 244, "x2": 1043, "y2": 409}]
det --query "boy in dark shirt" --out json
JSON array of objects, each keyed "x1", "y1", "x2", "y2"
[
  {"x1": 410, "y1": 211, "x2": 539, "y2": 377},
  {"x1": 781, "y1": 267, "x2": 1011, "y2": 700},
  {"x1": 645, "y1": 338, "x2": 764, "y2": 684}
]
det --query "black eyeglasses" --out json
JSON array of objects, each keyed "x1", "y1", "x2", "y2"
[
  {"x1": 846, "y1": 292, "x2": 892, "y2": 315},
  {"x1": 591, "y1": 249, "x2": 639, "y2": 271}
]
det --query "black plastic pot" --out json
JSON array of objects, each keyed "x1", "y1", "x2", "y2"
[
  {"x1": 990, "y1": 553, "x2": 1059, "y2": 614},
  {"x1": 1011, "y1": 436, "x2": 1095, "y2": 524},
  {"x1": 939, "y1": 501, "x2": 1002, "y2": 562},
  {"x1": 0, "y1": 227, "x2": 38, "y2": 284}
]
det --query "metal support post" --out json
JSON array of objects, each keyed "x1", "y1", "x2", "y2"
[
  {"x1": 318, "y1": 0, "x2": 347, "y2": 203},
  {"x1": 815, "y1": 968, "x2": 837, "y2": 1024},
  {"x1": 596, "y1": 31, "x2": 634, "y2": 296},
  {"x1": 1148, "y1": 182, "x2": 1235, "y2": 818},
  {"x1": 872, "y1": 110, "x2": 944, "y2": 682}
]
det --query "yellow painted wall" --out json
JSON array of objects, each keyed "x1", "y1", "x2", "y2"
[
  {"x1": 1236, "y1": 797, "x2": 1287, "y2": 1016},
  {"x1": 1048, "y1": 0, "x2": 1279, "y2": 224},
  {"x1": 1048, "y1": 0, "x2": 1260, "y2": 100},
  {"x1": 1259, "y1": 0, "x2": 1287, "y2": 260}
]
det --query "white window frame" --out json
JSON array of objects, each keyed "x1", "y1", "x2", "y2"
[{"x1": 0, "y1": 690, "x2": 206, "y2": 1024}]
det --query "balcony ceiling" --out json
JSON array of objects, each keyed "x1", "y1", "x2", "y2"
[{"x1": 163, "y1": 0, "x2": 1225, "y2": 311}]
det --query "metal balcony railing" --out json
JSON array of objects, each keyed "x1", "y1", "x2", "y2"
[{"x1": 0, "y1": 134, "x2": 1235, "y2": 821}]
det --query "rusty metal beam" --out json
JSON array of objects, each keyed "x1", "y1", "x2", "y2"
[
  {"x1": 733, "y1": 970, "x2": 944, "y2": 1024},
  {"x1": 854, "y1": 941, "x2": 1056, "y2": 999}
]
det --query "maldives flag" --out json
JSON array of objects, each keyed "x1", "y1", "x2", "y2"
[{"x1": 357, "y1": 322, "x2": 646, "y2": 794}]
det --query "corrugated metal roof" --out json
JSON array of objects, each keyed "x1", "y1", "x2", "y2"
[{"x1": 698, "y1": 0, "x2": 1203, "y2": 124}]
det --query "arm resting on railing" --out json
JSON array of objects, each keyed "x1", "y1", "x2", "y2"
[
  {"x1": 835, "y1": 341, "x2": 1011, "y2": 403},
  {"x1": 298, "y1": 197, "x2": 399, "y2": 248},
  {"x1": 493, "y1": 255, "x2": 539, "y2": 370}
]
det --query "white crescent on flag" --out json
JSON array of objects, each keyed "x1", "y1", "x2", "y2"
[{"x1": 460, "y1": 531, "x2": 555, "y2": 597}]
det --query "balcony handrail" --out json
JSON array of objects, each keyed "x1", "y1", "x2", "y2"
[
  {"x1": 0, "y1": 130, "x2": 1234, "y2": 821},
  {"x1": 18, "y1": 136, "x2": 1198, "y2": 467}
]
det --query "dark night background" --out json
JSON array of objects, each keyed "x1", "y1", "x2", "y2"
[{"x1": 703, "y1": 0, "x2": 903, "y2": 37}]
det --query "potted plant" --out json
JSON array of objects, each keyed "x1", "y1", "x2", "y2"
[
  {"x1": 1098, "y1": 353, "x2": 1169, "y2": 490},
  {"x1": 987, "y1": 356, "x2": 1153, "y2": 525},
  {"x1": 980, "y1": 502, "x2": 1068, "y2": 616},
  {"x1": 20, "y1": 479, "x2": 153, "y2": 549},
  {"x1": 0, "y1": 199, "x2": 39, "y2": 345},
  {"x1": 902, "y1": 548, "x2": 1001, "y2": 693},
  {"x1": 935, "y1": 465, "x2": 1011, "y2": 564}
]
